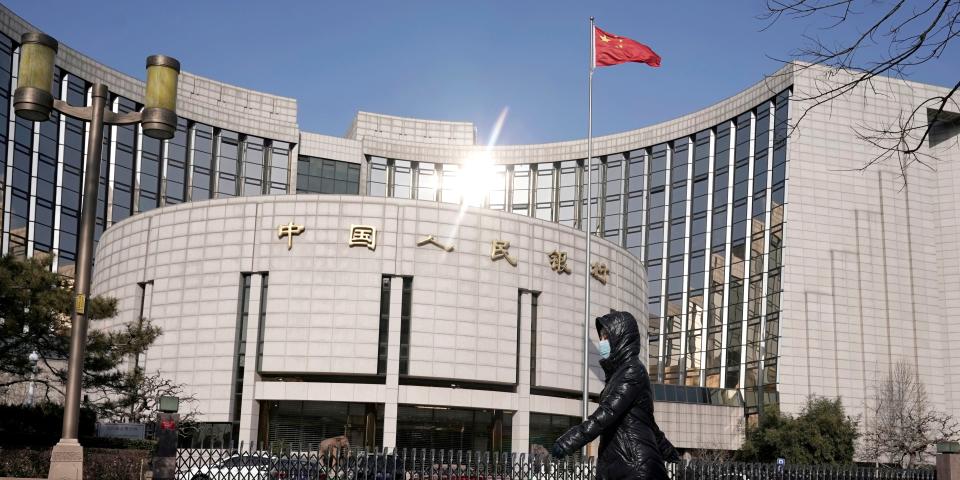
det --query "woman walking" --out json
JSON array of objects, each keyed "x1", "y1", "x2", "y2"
[{"x1": 551, "y1": 311, "x2": 678, "y2": 479}]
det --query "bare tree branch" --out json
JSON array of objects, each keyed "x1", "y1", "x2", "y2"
[{"x1": 761, "y1": 0, "x2": 960, "y2": 181}]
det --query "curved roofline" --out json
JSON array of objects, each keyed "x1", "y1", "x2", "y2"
[{"x1": 353, "y1": 64, "x2": 796, "y2": 165}]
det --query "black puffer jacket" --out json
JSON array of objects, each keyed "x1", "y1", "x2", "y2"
[{"x1": 553, "y1": 311, "x2": 676, "y2": 480}]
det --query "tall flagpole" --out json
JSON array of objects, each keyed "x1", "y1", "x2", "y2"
[{"x1": 583, "y1": 16, "x2": 595, "y2": 428}]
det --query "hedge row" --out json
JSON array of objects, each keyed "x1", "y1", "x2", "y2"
[
  {"x1": 0, "y1": 448, "x2": 151, "y2": 480},
  {"x1": 0, "y1": 403, "x2": 96, "y2": 447}
]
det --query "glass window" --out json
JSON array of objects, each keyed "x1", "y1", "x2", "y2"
[
  {"x1": 393, "y1": 160, "x2": 412, "y2": 199},
  {"x1": 34, "y1": 71, "x2": 61, "y2": 253},
  {"x1": 440, "y1": 164, "x2": 460, "y2": 204},
  {"x1": 241, "y1": 136, "x2": 264, "y2": 196},
  {"x1": 164, "y1": 118, "x2": 188, "y2": 204},
  {"x1": 400, "y1": 277, "x2": 412, "y2": 375},
  {"x1": 693, "y1": 129, "x2": 711, "y2": 178},
  {"x1": 0, "y1": 33, "x2": 12, "y2": 245},
  {"x1": 557, "y1": 161, "x2": 578, "y2": 227},
  {"x1": 416, "y1": 162, "x2": 437, "y2": 201},
  {"x1": 378, "y1": 276, "x2": 391, "y2": 375},
  {"x1": 604, "y1": 155, "x2": 624, "y2": 243},
  {"x1": 268, "y1": 141, "x2": 290, "y2": 194},
  {"x1": 511, "y1": 164, "x2": 530, "y2": 216},
  {"x1": 396, "y1": 405, "x2": 512, "y2": 453},
  {"x1": 139, "y1": 134, "x2": 162, "y2": 213},
  {"x1": 9, "y1": 116, "x2": 33, "y2": 257},
  {"x1": 57, "y1": 74, "x2": 86, "y2": 267},
  {"x1": 649, "y1": 144, "x2": 668, "y2": 189},
  {"x1": 298, "y1": 156, "x2": 360, "y2": 195},
  {"x1": 367, "y1": 156, "x2": 388, "y2": 197},
  {"x1": 190, "y1": 124, "x2": 214, "y2": 201},
  {"x1": 111, "y1": 96, "x2": 137, "y2": 223},
  {"x1": 216, "y1": 130, "x2": 239, "y2": 198},
  {"x1": 580, "y1": 160, "x2": 600, "y2": 232},
  {"x1": 534, "y1": 164, "x2": 554, "y2": 221},
  {"x1": 489, "y1": 165, "x2": 507, "y2": 210},
  {"x1": 625, "y1": 150, "x2": 646, "y2": 258}
]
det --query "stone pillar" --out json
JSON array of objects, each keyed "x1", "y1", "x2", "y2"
[
  {"x1": 47, "y1": 440, "x2": 83, "y2": 480},
  {"x1": 938, "y1": 442, "x2": 960, "y2": 480},
  {"x1": 512, "y1": 290, "x2": 533, "y2": 454},
  {"x1": 382, "y1": 277, "x2": 403, "y2": 449},
  {"x1": 237, "y1": 274, "x2": 263, "y2": 447}
]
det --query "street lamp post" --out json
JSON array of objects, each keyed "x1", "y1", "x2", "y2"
[
  {"x1": 12, "y1": 31, "x2": 180, "y2": 480},
  {"x1": 26, "y1": 350, "x2": 39, "y2": 406}
]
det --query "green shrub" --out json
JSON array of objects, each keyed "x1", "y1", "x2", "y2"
[{"x1": 82, "y1": 437, "x2": 157, "y2": 452}]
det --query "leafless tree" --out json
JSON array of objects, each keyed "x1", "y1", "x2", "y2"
[
  {"x1": 861, "y1": 360, "x2": 959, "y2": 467},
  {"x1": 762, "y1": 0, "x2": 960, "y2": 179},
  {"x1": 87, "y1": 369, "x2": 200, "y2": 428},
  {"x1": 686, "y1": 444, "x2": 734, "y2": 463}
]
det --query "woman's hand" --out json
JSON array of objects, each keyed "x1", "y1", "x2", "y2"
[{"x1": 550, "y1": 443, "x2": 565, "y2": 459}]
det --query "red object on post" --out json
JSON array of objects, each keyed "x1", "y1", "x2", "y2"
[{"x1": 594, "y1": 26, "x2": 661, "y2": 67}]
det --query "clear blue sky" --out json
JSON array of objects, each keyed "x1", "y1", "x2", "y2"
[{"x1": 7, "y1": 1, "x2": 958, "y2": 145}]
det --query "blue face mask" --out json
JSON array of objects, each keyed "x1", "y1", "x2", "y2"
[{"x1": 598, "y1": 339, "x2": 611, "y2": 359}]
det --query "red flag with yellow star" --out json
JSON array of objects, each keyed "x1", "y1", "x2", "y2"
[{"x1": 594, "y1": 26, "x2": 661, "y2": 68}]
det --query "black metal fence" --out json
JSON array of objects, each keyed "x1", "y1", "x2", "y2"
[
  {"x1": 175, "y1": 448, "x2": 936, "y2": 480},
  {"x1": 668, "y1": 461, "x2": 935, "y2": 480}
]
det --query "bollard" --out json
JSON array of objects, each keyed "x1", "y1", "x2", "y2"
[
  {"x1": 152, "y1": 412, "x2": 179, "y2": 480},
  {"x1": 938, "y1": 442, "x2": 960, "y2": 480}
]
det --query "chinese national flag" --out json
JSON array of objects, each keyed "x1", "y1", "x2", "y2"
[{"x1": 594, "y1": 26, "x2": 661, "y2": 68}]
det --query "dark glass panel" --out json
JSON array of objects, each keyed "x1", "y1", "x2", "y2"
[
  {"x1": 111, "y1": 97, "x2": 138, "y2": 223},
  {"x1": 139, "y1": 134, "x2": 162, "y2": 212},
  {"x1": 603, "y1": 155, "x2": 624, "y2": 241},
  {"x1": 33, "y1": 69, "x2": 62, "y2": 253},
  {"x1": 191, "y1": 124, "x2": 214, "y2": 201},
  {"x1": 557, "y1": 161, "x2": 578, "y2": 227},
  {"x1": 242, "y1": 136, "x2": 265, "y2": 196},
  {"x1": 57, "y1": 74, "x2": 86, "y2": 265},
  {"x1": 268, "y1": 141, "x2": 290, "y2": 194},
  {"x1": 535, "y1": 164, "x2": 554, "y2": 221},
  {"x1": 9, "y1": 116, "x2": 33, "y2": 256},
  {"x1": 216, "y1": 130, "x2": 239, "y2": 198},
  {"x1": 165, "y1": 118, "x2": 188, "y2": 203}
]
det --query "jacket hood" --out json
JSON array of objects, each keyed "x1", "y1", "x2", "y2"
[{"x1": 596, "y1": 310, "x2": 641, "y2": 376}]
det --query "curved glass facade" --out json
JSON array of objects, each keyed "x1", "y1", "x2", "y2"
[{"x1": 362, "y1": 91, "x2": 790, "y2": 414}]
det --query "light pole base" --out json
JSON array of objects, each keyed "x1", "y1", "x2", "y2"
[{"x1": 47, "y1": 439, "x2": 83, "y2": 480}]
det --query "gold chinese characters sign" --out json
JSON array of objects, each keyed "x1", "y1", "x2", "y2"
[
  {"x1": 490, "y1": 240, "x2": 517, "y2": 266},
  {"x1": 548, "y1": 250, "x2": 572, "y2": 274},
  {"x1": 349, "y1": 225, "x2": 377, "y2": 250},
  {"x1": 591, "y1": 262, "x2": 610, "y2": 285},
  {"x1": 277, "y1": 222, "x2": 305, "y2": 250},
  {"x1": 417, "y1": 234, "x2": 454, "y2": 252}
]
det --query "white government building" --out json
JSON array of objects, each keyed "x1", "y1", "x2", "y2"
[{"x1": 0, "y1": 3, "x2": 958, "y2": 454}]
